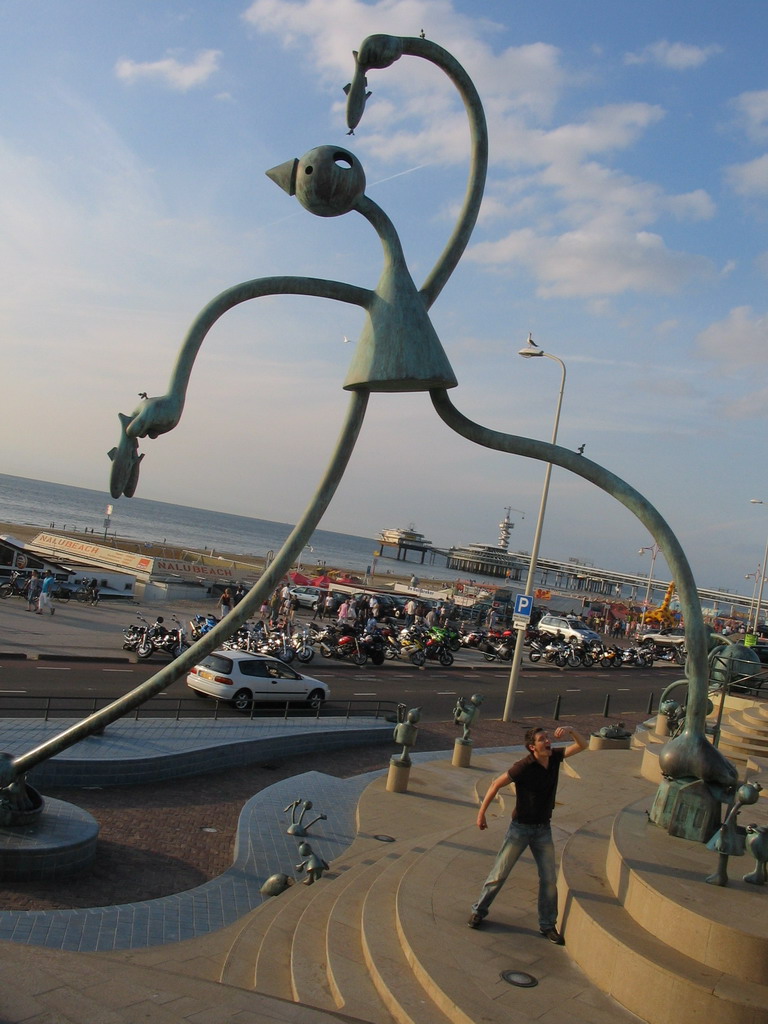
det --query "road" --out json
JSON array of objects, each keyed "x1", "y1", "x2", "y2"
[{"x1": 0, "y1": 651, "x2": 678, "y2": 723}]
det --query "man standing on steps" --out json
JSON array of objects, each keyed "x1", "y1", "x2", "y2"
[{"x1": 468, "y1": 725, "x2": 587, "y2": 944}]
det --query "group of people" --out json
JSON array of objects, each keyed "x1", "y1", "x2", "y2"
[{"x1": 24, "y1": 570, "x2": 59, "y2": 615}]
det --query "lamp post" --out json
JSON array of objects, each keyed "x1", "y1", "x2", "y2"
[
  {"x1": 749, "y1": 499, "x2": 768, "y2": 635},
  {"x1": 503, "y1": 336, "x2": 566, "y2": 722},
  {"x1": 638, "y1": 543, "x2": 660, "y2": 629},
  {"x1": 745, "y1": 567, "x2": 761, "y2": 631}
]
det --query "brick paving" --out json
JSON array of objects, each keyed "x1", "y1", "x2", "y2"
[{"x1": 0, "y1": 712, "x2": 646, "y2": 914}]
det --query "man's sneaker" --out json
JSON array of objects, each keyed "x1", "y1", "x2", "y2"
[
  {"x1": 467, "y1": 912, "x2": 484, "y2": 929},
  {"x1": 540, "y1": 927, "x2": 564, "y2": 945}
]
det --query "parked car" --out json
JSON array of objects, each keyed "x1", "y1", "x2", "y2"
[
  {"x1": 537, "y1": 614, "x2": 601, "y2": 643},
  {"x1": 289, "y1": 585, "x2": 326, "y2": 610},
  {"x1": 636, "y1": 626, "x2": 686, "y2": 647},
  {"x1": 187, "y1": 650, "x2": 330, "y2": 711}
]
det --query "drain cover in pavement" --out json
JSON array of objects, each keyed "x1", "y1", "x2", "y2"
[
  {"x1": 501, "y1": 970, "x2": 538, "y2": 987},
  {"x1": 373, "y1": 834, "x2": 396, "y2": 842}
]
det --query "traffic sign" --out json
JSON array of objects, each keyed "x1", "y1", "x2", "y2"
[{"x1": 513, "y1": 594, "x2": 533, "y2": 619}]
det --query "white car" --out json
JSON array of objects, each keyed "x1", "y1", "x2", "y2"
[
  {"x1": 289, "y1": 585, "x2": 326, "y2": 609},
  {"x1": 537, "y1": 614, "x2": 601, "y2": 644},
  {"x1": 187, "y1": 650, "x2": 330, "y2": 711}
]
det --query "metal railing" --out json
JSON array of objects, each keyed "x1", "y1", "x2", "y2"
[{"x1": 0, "y1": 695, "x2": 401, "y2": 723}]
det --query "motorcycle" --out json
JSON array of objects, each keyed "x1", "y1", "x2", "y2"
[
  {"x1": 477, "y1": 631, "x2": 516, "y2": 663},
  {"x1": 359, "y1": 628, "x2": 387, "y2": 666},
  {"x1": 189, "y1": 613, "x2": 218, "y2": 641},
  {"x1": 428, "y1": 624, "x2": 461, "y2": 652},
  {"x1": 597, "y1": 643, "x2": 624, "y2": 669},
  {"x1": 123, "y1": 614, "x2": 189, "y2": 659},
  {"x1": 424, "y1": 634, "x2": 455, "y2": 666},
  {"x1": 459, "y1": 628, "x2": 487, "y2": 651},
  {"x1": 122, "y1": 613, "x2": 153, "y2": 658},
  {"x1": 385, "y1": 626, "x2": 427, "y2": 667},
  {"x1": 291, "y1": 627, "x2": 316, "y2": 664},
  {"x1": 259, "y1": 626, "x2": 296, "y2": 663},
  {"x1": 315, "y1": 624, "x2": 368, "y2": 666},
  {"x1": 620, "y1": 644, "x2": 654, "y2": 668},
  {"x1": 528, "y1": 632, "x2": 568, "y2": 666}
]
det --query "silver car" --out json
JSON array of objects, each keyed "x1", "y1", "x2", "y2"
[{"x1": 537, "y1": 614, "x2": 601, "y2": 643}]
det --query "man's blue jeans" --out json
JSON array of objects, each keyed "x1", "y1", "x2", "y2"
[{"x1": 472, "y1": 821, "x2": 558, "y2": 931}]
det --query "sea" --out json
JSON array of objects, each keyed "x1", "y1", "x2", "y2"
[{"x1": 0, "y1": 473, "x2": 485, "y2": 586}]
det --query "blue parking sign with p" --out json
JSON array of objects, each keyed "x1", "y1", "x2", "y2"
[{"x1": 514, "y1": 594, "x2": 533, "y2": 619}]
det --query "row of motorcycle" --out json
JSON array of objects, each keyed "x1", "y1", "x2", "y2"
[
  {"x1": 525, "y1": 631, "x2": 685, "y2": 669},
  {"x1": 309, "y1": 622, "x2": 460, "y2": 667},
  {"x1": 458, "y1": 626, "x2": 685, "y2": 668},
  {"x1": 121, "y1": 612, "x2": 460, "y2": 668},
  {"x1": 122, "y1": 614, "x2": 190, "y2": 659},
  {"x1": 121, "y1": 611, "x2": 684, "y2": 670}
]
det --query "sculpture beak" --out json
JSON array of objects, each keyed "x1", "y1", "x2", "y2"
[{"x1": 265, "y1": 158, "x2": 298, "y2": 196}]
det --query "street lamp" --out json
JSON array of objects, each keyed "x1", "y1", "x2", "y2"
[
  {"x1": 749, "y1": 499, "x2": 768, "y2": 635},
  {"x1": 638, "y1": 543, "x2": 660, "y2": 628},
  {"x1": 745, "y1": 567, "x2": 761, "y2": 630},
  {"x1": 503, "y1": 336, "x2": 566, "y2": 722}
]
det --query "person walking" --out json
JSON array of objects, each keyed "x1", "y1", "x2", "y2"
[
  {"x1": 26, "y1": 571, "x2": 41, "y2": 612},
  {"x1": 38, "y1": 570, "x2": 57, "y2": 615},
  {"x1": 467, "y1": 724, "x2": 587, "y2": 943},
  {"x1": 218, "y1": 588, "x2": 233, "y2": 619}
]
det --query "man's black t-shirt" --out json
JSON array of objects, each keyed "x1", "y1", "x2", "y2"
[{"x1": 506, "y1": 747, "x2": 565, "y2": 825}]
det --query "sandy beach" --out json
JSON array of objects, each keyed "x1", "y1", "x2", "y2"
[{"x1": 0, "y1": 519, "x2": 479, "y2": 598}]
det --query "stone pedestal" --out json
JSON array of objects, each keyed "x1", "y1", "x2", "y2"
[
  {"x1": 589, "y1": 734, "x2": 631, "y2": 751},
  {"x1": 452, "y1": 739, "x2": 472, "y2": 767},
  {"x1": 0, "y1": 798, "x2": 99, "y2": 881},
  {"x1": 654, "y1": 713, "x2": 672, "y2": 737},
  {"x1": 386, "y1": 759, "x2": 411, "y2": 793}
]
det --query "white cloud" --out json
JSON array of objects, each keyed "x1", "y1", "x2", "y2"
[
  {"x1": 115, "y1": 50, "x2": 221, "y2": 91},
  {"x1": 624, "y1": 40, "x2": 722, "y2": 70},
  {"x1": 722, "y1": 385, "x2": 768, "y2": 419},
  {"x1": 696, "y1": 306, "x2": 768, "y2": 366},
  {"x1": 240, "y1": 3, "x2": 718, "y2": 304},
  {"x1": 467, "y1": 222, "x2": 711, "y2": 298},
  {"x1": 726, "y1": 154, "x2": 768, "y2": 198},
  {"x1": 731, "y1": 90, "x2": 768, "y2": 143}
]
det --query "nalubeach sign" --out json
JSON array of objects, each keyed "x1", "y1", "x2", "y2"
[{"x1": 30, "y1": 533, "x2": 234, "y2": 580}]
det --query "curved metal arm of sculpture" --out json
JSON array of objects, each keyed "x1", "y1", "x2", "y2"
[
  {"x1": 109, "y1": 276, "x2": 372, "y2": 499},
  {"x1": 346, "y1": 34, "x2": 488, "y2": 309},
  {"x1": 430, "y1": 387, "x2": 737, "y2": 787},
  {"x1": 12, "y1": 390, "x2": 368, "y2": 784}
]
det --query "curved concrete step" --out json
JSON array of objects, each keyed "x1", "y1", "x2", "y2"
[
  {"x1": 606, "y1": 799, "x2": 768, "y2": 985},
  {"x1": 561, "y1": 811, "x2": 768, "y2": 1023},
  {"x1": 224, "y1": 877, "x2": 315, "y2": 996},
  {"x1": 738, "y1": 702, "x2": 768, "y2": 724},
  {"x1": 719, "y1": 725, "x2": 768, "y2": 753},
  {"x1": 361, "y1": 844, "x2": 455, "y2": 1024},
  {"x1": 728, "y1": 709, "x2": 768, "y2": 736},
  {"x1": 291, "y1": 853, "x2": 397, "y2": 1022},
  {"x1": 326, "y1": 853, "x2": 417, "y2": 1024}
]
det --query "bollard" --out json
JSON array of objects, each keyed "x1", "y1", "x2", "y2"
[
  {"x1": 603, "y1": 693, "x2": 611, "y2": 717},
  {"x1": 646, "y1": 691, "x2": 655, "y2": 715},
  {"x1": 553, "y1": 694, "x2": 561, "y2": 721}
]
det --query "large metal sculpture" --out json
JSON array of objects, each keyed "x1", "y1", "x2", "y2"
[{"x1": 0, "y1": 33, "x2": 737, "y2": 836}]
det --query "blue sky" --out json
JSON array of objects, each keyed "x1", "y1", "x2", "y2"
[{"x1": 2, "y1": 0, "x2": 768, "y2": 597}]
